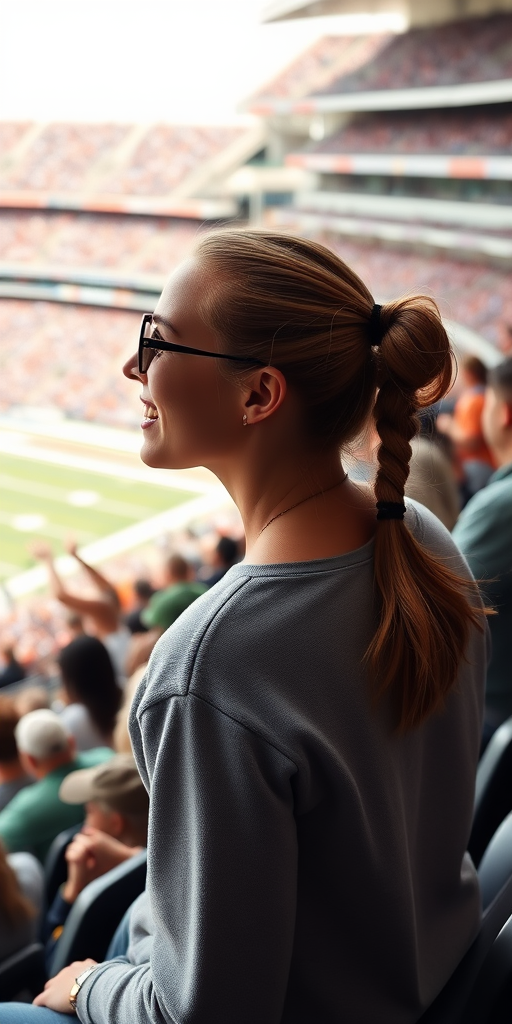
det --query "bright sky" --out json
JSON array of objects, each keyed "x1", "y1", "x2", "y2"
[{"x1": 0, "y1": 0, "x2": 405, "y2": 123}]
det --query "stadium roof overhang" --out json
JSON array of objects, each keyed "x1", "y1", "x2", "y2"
[{"x1": 261, "y1": 0, "x2": 512, "y2": 26}]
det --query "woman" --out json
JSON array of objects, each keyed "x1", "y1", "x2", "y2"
[
  {"x1": 7, "y1": 232, "x2": 486, "y2": 1022},
  {"x1": 56, "y1": 636, "x2": 121, "y2": 750}
]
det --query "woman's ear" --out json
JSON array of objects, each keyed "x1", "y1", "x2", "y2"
[{"x1": 242, "y1": 368, "x2": 287, "y2": 426}]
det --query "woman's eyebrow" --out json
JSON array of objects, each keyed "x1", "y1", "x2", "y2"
[{"x1": 152, "y1": 314, "x2": 180, "y2": 336}]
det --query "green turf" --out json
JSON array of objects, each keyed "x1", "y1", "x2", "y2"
[{"x1": 0, "y1": 451, "x2": 197, "y2": 579}]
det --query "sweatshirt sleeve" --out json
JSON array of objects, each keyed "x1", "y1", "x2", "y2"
[{"x1": 78, "y1": 693, "x2": 298, "y2": 1024}]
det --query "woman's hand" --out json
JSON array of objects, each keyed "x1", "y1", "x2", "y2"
[
  {"x1": 30, "y1": 541, "x2": 54, "y2": 562},
  {"x1": 33, "y1": 959, "x2": 97, "y2": 1013}
]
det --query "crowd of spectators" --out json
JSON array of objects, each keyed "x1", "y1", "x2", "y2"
[
  {"x1": 0, "y1": 125, "x2": 130, "y2": 194},
  {"x1": 326, "y1": 237, "x2": 512, "y2": 352},
  {"x1": 0, "y1": 516, "x2": 244, "y2": 677},
  {"x1": 0, "y1": 122, "x2": 245, "y2": 196},
  {"x1": 304, "y1": 104, "x2": 512, "y2": 157},
  {"x1": 102, "y1": 124, "x2": 243, "y2": 196},
  {"x1": 0, "y1": 210, "x2": 200, "y2": 272},
  {"x1": 314, "y1": 13, "x2": 512, "y2": 94},
  {"x1": 0, "y1": 521, "x2": 246, "y2": 970},
  {"x1": 247, "y1": 33, "x2": 389, "y2": 104}
]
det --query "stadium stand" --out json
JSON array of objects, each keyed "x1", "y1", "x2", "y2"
[
  {"x1": 0, "y1": 211, "x2": 199, "y2": 272},
  {"x1": 245, "y1": 33, "x2": 391, "y2": 108},
  {"x1": 241, "y1": 13, "x2": 512, "y2": 284},
  {"x1": 0, "y1": 125, "x2": 131, "y2": 193},
  {"x1": 313, "y1": 14, "x2": 512, "y2": 94},
  {"x1": 101, "y1": 124, "x2": 245, "y2": 196},
  {"x1": 0, "y1": 301, "x2": 139, "y2": 426},
  {"x1": 0, "y1": 122, "x2": 260, "y2": 202},
  {"x1": 298, "y1": 105, "x2": 512, "y2": 157}
]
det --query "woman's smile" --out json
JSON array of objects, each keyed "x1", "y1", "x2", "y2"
[{"x1": 140, "y1": 397, "x2": 159, "y2": 429}]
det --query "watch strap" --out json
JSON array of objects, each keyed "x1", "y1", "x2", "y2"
[{"x1": 69, "y1": 965, "x2": 97, "y2": 1011}]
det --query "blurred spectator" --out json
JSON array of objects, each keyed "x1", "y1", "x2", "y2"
[
  {"x1": 126, "y1": 555, "x2": 206, "y2": 675},
  {"x1": 123, "y1": 580, "x2": 157, "y2": 635},
  {"x1": 407, "y1": 435, "x2": 461, "y2": 531},
  {"x1": 14, "y1": 687, "x2": 50, "y2": 718},
  {"x1": 437, "y1": 356, "x2": 496, "y2": 501},
  {"x1": 197, "y1": 536, "x2": 240, "y2": 588},
  {"x1": 0, "y1": 709, "x2": 113, "y2": 862},
  {"x1": 64, "y1": 612, "x2": 85, "y2": 640},
  {"x1": 0, "y1": 840, "x2": 43, "y2": 962},
  {"x1": 0, "y1": 697, "x2": 32, "y2": 812},
  {"x1": 56, "y1": 636, "x2": 122, "y2": 751},
  {"x1": 33, "y1": 542, "x2": 129, "y2": 684},
  {"x1": 346, "y1": 420, "x2": 460, "y2": 529},
  {"x1": 45, "y1": 754, "x2": 148, "y2": 965},
  {"x1": 113, "y1": 666, "x2": 147, "y2": 756},
  {"x1": 0, "y1": 644, "x2": 25, "y2": 688},
  {"x1": 452, "y1": 357, "x2": 512, "y2": 742}
]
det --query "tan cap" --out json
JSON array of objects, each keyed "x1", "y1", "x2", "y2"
[{"x1": 59, "y1": 754, "x2": 148, "y2": 815}]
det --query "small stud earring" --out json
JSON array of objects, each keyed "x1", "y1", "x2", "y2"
[{"x1": 242, "y1": 414, "x2": 248, "y2": 427}]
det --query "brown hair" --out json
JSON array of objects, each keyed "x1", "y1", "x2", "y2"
[
  {"x1": 194, "y1": 229, "x2": 484, "y2": 731},
  {"x1": 0, "y1": 840, "x2": 36, "y2": 926},
  {"x1": 462, "y1": 354, "x2": 488, "y2": 385},
  {"x1": 0, "y1": 696, "x2": 21, "y2": 762}
]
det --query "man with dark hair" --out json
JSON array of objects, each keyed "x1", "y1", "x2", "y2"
[
  {"x1": 0, "y1": 696, "x2": 31, "y2": 812},
  {"x1": 453, "y1": 356, "x2": 512, "y2": 738},
  {"x1": 0, "y1": 644, "x2": 25, "y2": 687},
  {"x1": 197, "y1": 536, "x2": 240, "y2": 588},
  {"x1": 126, "y1": 554, "x2": 207, "y2": 674},
  {"x1": 438, "y1": 353, "x2": 495, "y2": 499}
]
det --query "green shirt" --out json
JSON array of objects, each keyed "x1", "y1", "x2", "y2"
[
  {"x1": 0, "y1": 747, "x2": 113, "y2": 863},
  {"x1": 452, "y1": 461, "x2": 512, "y2": 719},
  {"x1": 141, "y1": 582, "x2": 207, "y2": 632}
]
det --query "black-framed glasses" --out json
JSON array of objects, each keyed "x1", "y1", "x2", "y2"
[{"x1": 138, "y1": 314, "x2": 266, "y2": 374}]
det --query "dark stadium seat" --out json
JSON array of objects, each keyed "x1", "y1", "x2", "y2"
[
  {"x1": 479, "y1": 812, "x2": 512, "y2": 912},
  {"x1": 49, "y1": 849, "x2": 147, "y2": 974},
  {"x1": 418, "y1": 875, "x2": 512, "y2": 1023},
  {"x1": 44, "y1": 823, "x2": 82, "y2": 912},
  {"x1": 0, "y1": 943, "x2": 46, "y2": 1002},
  {"x1": 469, "y1": 717, "x2": 512, "y2": 868}
]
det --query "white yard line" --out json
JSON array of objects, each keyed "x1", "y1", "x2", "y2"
[
  {"x1": 0, "y1": 434, "x2": 217, "y2": 493},
  {"x1": 4, "y1": 489, "x2": 232, "y2": 599},
  {"x1": 1, "y1": 473, "x2": 164, "y2": 519}
]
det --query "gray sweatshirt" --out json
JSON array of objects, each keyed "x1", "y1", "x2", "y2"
[{"x1": 78, "y1": 501, "x2": 486, "y2": 1024}]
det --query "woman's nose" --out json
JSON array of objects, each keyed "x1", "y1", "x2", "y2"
[{"x1": 123, "y1": 351, "x2": 144, "y2": 381}]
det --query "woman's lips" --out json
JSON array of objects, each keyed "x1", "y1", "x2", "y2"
[{"x1": 141, "y1": 402, "x2": 159, "y2": 429}]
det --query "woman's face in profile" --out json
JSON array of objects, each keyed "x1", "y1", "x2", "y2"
[{"x1": 123, "y1": 258, "x2": 243, "y2": 473}]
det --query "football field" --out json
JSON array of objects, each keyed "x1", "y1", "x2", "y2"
[{"x1": 0, "y1": 448, "x2": 198, "y2": 581}]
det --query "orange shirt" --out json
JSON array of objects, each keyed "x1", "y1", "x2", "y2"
[{"x1": 453, "y1": 387, "x2": 495, "y2": 467}]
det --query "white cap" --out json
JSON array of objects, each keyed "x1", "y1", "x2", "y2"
[{"x1": 15, "y1": 709, "x2": 71, "y2": 760}]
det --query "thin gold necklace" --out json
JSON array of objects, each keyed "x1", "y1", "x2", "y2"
[{"x1": 258, "y1": 474, "x2": 348, "y2": 538}]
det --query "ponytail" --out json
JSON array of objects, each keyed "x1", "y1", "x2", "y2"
[{"x1": 367, "y1": 295, "x2": 485, "y2": 731}]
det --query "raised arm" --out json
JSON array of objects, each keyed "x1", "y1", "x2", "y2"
[{"x1": 65, "y1": 540, "x2": 120, "y2": 606}]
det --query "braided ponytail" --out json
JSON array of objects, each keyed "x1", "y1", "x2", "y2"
[{"x1": 368, "y1": 295, "x2": 485, "y2": 731}]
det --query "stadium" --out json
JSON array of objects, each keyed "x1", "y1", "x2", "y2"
[{"x1": 0, "y1": 0, "x2": 511, "y2": 1015}]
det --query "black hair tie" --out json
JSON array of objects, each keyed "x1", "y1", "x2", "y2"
[
  {"x1": 376, "y1": 501, "x2": 406, "y2": 521},
  {"x1": 368, "y1": 303, "x2": 384, "y2": 346}
]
